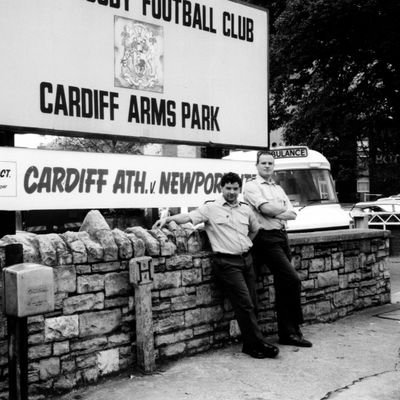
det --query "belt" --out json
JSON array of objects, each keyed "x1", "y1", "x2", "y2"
[
  {"x1": 214, "y1": 251, "x2": 251, "y2": 258},
  {"x1": 260, "y1": 228, "x2": 286, "y2": 233}
]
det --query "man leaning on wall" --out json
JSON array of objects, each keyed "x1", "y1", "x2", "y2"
[
  {"x1": 243, "y1": 150, "x2": 312, "y2": 348},
  {"x1": 153, "y1": 172, "x2": 279, "y2": 359}
]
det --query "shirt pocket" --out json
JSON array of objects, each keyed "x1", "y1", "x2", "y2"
[
  {"x1": 214, "y1": 215, "x2": 230, "y2": 226},
  {"x1": 236, "y1": 214, "x2": 250, "y2": 231}
]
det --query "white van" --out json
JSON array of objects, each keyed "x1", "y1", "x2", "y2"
[{"x1": 225, "y1": 146, "x2": 351, "y2": 232}]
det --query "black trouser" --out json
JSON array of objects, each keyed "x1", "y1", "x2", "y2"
[
  {"x1": 212, "y1": 252, "x2": 265, "y2": 350},
  {"x1": 253, "y1": 229, "x2": 304, "y2": 338}
]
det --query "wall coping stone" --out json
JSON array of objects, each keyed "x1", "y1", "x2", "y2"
[{"x1": 289, "y1": 229, "x2": 390, "y2": 245}]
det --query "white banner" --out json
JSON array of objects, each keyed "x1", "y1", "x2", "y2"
[
  {"x1": 0, "y1": 0, "x2": 268, "y2": 148},
  {"x1": 0, "y1": 147, "x2": 257, "y2": 210}
]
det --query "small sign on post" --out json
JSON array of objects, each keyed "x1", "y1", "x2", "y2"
[
  {"x1": 129, "y1": 256, "x2": 155, "y2": 373},
  {"x1": 2, "y1": 257, "x2": 55, "y2": 400},
  {"x1": 3, "y1": 263, "x2": 55, "y2": 317}
]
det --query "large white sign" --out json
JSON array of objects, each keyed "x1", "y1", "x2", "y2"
[
  {"x1": 0, "y1": 147, "x2": 257, "y2": 210},
  {"x1": 0, "y1": 0, "x2": 268, "y2": 148}
]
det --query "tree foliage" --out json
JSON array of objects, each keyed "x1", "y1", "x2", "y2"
[
  {"x1": 270, "y1": 0, "x2": 400, "y2": 142},
  {"x1": 44, "y1": 136, "x2": 143, "y2": 155},
  {"x1": 252, "y1": 0, "x2": 400, "y2": 200}
]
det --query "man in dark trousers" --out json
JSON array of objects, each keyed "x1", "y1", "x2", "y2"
[
  {"x1": 243, "y1": 151, "x2": 312, "y2": 348},
  {"x1": 153, "y1": 172, "x2": 279, "y2": 359}
]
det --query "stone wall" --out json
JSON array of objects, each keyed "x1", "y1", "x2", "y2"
[{"x1": 0, "y1": 222, "x2": 391, "y2": 400}]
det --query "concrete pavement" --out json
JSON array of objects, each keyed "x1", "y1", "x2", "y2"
[{"x1": 53, "y1": 261, "x2": 400, "y2": 400}]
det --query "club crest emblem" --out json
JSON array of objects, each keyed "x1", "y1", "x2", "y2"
[{"x1": 114, "y1": 16, "x2": 164, "y2": 93}]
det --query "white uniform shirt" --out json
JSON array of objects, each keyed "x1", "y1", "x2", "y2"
[
  {"x1": 189, "y1": 196, "x2": 259, "y2": 254},
  {"x1": 243, "y1": 175, "x2": 295, "y2": 230}
]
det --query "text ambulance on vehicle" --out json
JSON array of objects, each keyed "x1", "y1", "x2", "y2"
[{"x1": 225, "y1": 146, "x2": 351, "y2": 232}]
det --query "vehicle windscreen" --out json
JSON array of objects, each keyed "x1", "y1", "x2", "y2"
[{"x1": 274, "y1": 169, "x2": 338, "y2": 207}]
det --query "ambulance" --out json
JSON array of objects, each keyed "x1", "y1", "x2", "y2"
[{"x1": 225, "y1": 146, "x2": 352, "y2": 232}]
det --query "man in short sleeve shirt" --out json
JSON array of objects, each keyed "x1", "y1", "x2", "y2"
[
  {"x1": 153, "y1": 172, "x2": 279, "y2": 359},
  {"x1": 243, "y1": 151, "x2": 312, "y2": 348}
]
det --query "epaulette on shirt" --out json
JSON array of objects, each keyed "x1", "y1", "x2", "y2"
[
  {"x1": 246, "y1": 177, "x2": 256, "y2": 182},
  {"x1": 239, "y1": 201, "x2": 249, "y2": 206},
  {"x1": 204, "y1": 200, "x2": 216, "y2": 204}
]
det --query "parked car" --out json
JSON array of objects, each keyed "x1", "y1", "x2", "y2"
[{"x1": 352, "y1": 198, "x2": 400, "y2": 229}]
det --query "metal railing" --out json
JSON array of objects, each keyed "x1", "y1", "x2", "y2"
[{"x1": 365, "y1": 211, "x2": 400, "y2": 230}]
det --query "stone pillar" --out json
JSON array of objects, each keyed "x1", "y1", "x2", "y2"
[{"x1": 129, "y1": 256, "x2": 155, "y2": 373}]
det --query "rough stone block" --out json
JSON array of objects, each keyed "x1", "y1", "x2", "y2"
[
  {"x1": 76, "y1": 264, "x2": 92, "y2": 274},
  {"x1": 315, "y1": 300, "x2": 331, "y2": 315},
  {"x1": 153, "y1": 271, "x2": 181, "y2": 290},
  {"x1": 45, "y1": 315, "x2": 79, "y2": 341},
  {"x1": 166, "y1": 221, "x2": 188, "y2": 253},
  {"x1": 317, "y1": 270, "x2": 339, "y2": 288},
  {"x1": 81, "y1": 367, "x2": 99, "y2": 383},
  {"x1": 159, "y1": 287, "x2": 186, "y2": 298},
  {"x1": 38, "y1": 357, "x2": 60, "y2": 380},
  {"x1": 61, "y1": 232, "x2": 88, "y2": 264},
  {"x1": 105, "y1": 272, "x2": 130, "y2": 297},
  {"x1": 50, "y1": 234, "x2": 73, "y2": 265},
  {"x1": 126, "y1": 233, "x2": 146, "y2": 257},
  {"x1": 79, "y1": 310, "x2": 122, "y2": 337},
  {"x1": 149, "y1": 228, "x2": 176, "y2": 256},
  {"x1": 92, "y1": 261, "x2": 121, "y2": 273},
  {"x1": 108, "y1": 333, "x2": 131, "y2": 346},
  {"x1": 153, "y1": 313, "x2": 185, "y2": 334},
  {"x1": 97, "y1": 349, "x2": 120, "y2": 375},
  {"x1": 105, "y1": 297, "x2": 129, "y2": 308},
  {"x1": 332, "y1": 252, "x2": 344, "y2": 269},
  {"x1": 196, "y1": 284, "x2": 213, "y2": 305},
  {"x1": 70, "y1": 337, "x2": 108, "y2": 352},
  {"x1": 186, "y1": 336, "x2": 211, "y2": 351},
  {"x1": 28, "y1": 333, "x2": 44, "y2": 346},
  {"x1": 301, "y1": 245, "x2": 314, "y2": 259},
  {"x1": 77, "y1": 231, "x2": 104, "y2": 262},
  {"x1": 171, "y1": 295, "x2": 197, "y2": 311},
  {"x1": 53, "y1": 374, "x2": 77, "y2": 392},
  {"x1": 344, "y1": 256, "x2": 360, "y2": 273},
  {"x1": 63, "y1": 293, "x2": 104, "y2": 315},
  {"x1": 79, "y1": 210, "x2": 110, "y2": 235},
  {"x1": 166, "y1": 254, "x2": 193, "y2": 270},
  {"x1": 37, "y1": 234, "x2": 57, "y2": 266},
  {"x1": 112, "y1": 229, "x2": 133, "y2": 259},
  {"x1": 54, "y1": 265, "x2": 76, "y2": 293},
  {"x1": 94, "y1": 230, "x2": 118, "y2": 261},
  {"x1": 77, "y1": 274, "x2": 105, "y2": 293},
  {"x1": 302, "y1": 279, "x2": 315, "y2": 290},
  {"x1": 339, "y1": 275, "x2": 348, "y2": 289},
  {"x1": 310, "y1": 258, "x2": 325, "y2": 273},
  {"x1": 185, "y1": 306, "x2": 223, "y2": 327},
  {"x1": 159, "y1": 342, "x2": 186, "y2": 358},
  {"x1": 182, "y1": 268, "x2": 202, "y2": 285},
  {"x1": 76, "y1": 354, "x2": 97, "y2": 369},
  {"x1": 53, "y1": 341, "x2": 70, "y2": 356},
  {"x1": 126, "y1": 226, "x2": 160, "y2": 256},
  {"x1": 155, "y1": 328, "x2": 193, "y2": 346},
  {"x1": 28, "y1": 315, "x2": 44, "y2": 333},
  {"x1": 28, "y1": 344, "x2": 52, "y2": 360},
  {"x1": 333, "y1": 289, "x2": 355, "y2": 307}
]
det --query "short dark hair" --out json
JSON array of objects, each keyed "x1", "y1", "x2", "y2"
[
  {"x1": 221, "y1": 172, "x2": 242, "y2": 188},
  {"x1": 256, "y1": 150, "x2": 274, "y2": 164}
]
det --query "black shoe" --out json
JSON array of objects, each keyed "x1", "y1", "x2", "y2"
[
  {"x1": 279, "y1": 334, "x2": 312, "y2": 348},
  {"x1": 261, "y1": 341, "x2": 280, "y2": 357},
  {"x1": 242, "y1": 344, "x2": 279, "y2": 359}
]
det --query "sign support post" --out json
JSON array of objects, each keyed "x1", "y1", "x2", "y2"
[
  {"x1": 4, "y1": 244, "x2": 26, "y2": 400},
  {"x1": 0, "y1": 132, "x2": 16, "y2": 237}
]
